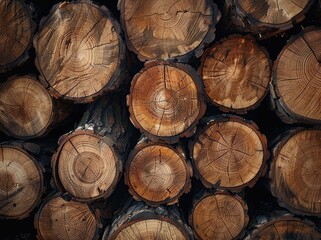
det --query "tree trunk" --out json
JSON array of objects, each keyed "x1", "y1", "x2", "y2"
[
  {"x1": 33, "y1": 0, "x2": 126, "y2": 103},
  {"x1": 270, "y1": 27, "x2": 321, "y2": 124},
  {"x1": 189, "y1": 190, "x2": 249, "y2": 240},
  {"x1": 118, "y1": 0, "x2": 221, "y2": 61},
  {"x1": 0, "y1": 144, "x2": 43, "y2": 220},
  {"x1": 199, "y1": 35, "x2": 271, "y2": 114},
  {"x1": 0, "y1": 0, "x2": 35, "y2": 73},
  {"x1": 103, "y1": 201, "x2": 194, "y2": 240},
  {"x1": 127, "y1": 60, "x2": 206, "y2": 144},
  {"x1": 224, "y1": 0, "x2": 315, "y2": 39},
  {"x1": 0, "y1": 75, "x2": 71, "y2": 140},
  {"x1": 269, "y1": 128, "x2": 321, "y2": 217},
  {"x1": 34, "y1": 194, "x2": 101, "y2": 240},
  {"x1": 190, "y1": 115, "x2": 269, "y2": 192},
  {"x1": 124, "y1": 137, "x2": 192, "y2": 206}
]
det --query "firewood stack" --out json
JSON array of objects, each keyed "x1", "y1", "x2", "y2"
[{"x1": 0, "y1": 0, "x2": 320, "y2": 239}]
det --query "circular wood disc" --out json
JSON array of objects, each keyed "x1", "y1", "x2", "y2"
[
  {"x1": 192, "y1": 115, "x2": 268, "y2": 191},
  {"x1": 270, "y1": 129, "x2": 321, "y2": 216},
  {"x1": 200, "y1": 36, "x2": 270, "y2": 113},
  {"x1": 0, "y1": 76, "x2": 53, "y2": 139},
  {"x1": 273, "y1": 28, "x2": 321, "y2": 123},
  {"x1": 0, "y1": 145, "x2": 43, "y2": 219},
  {"x1": 235, "y1": 0, "x2": 312, "y2": 27},
  {"x1": 0, "y1": 0, "x2": 33, "y2": 72},
  {"x1": 246, "y1": 216, "x2": 321, "y2": 239},
  {"x1": 34, "y1": 1, "x2": 123, "y2": 102},
  {"x1": 191, "y1": 192, "x2": 248, "y2": 240},
  {"x1": 126, "y1": 143, "x2": 190, "y2": 205},
  {"x1": 120, "y1": 0, "x2": 220, "y2": 61},
  {"x1": 53, "y1": 130, "x2": 121, "y2": 202},
  {"x1": 128, "y1": 61, "x2": 206, "y2": 143},
  {"x1": 35, "y1": 196, "x2": 98, "y2": 240}
]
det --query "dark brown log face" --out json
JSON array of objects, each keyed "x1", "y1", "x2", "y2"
[
  {"x1": 271, "y1": 28, "x2": 321, "y2": 124},
  {"x1": 127, "y1": 60, "x2": 206, "y2": 144},
  {"x1": 119, "y1": 0, "x2": 221, "y2": 61},
  {"x1": 200, "y1": 35, "x2": 271, "y2": 113},
  {"x1": 0, "y1": 145, "x2": 43, "y2": 220},
  {"x1": 270, "y1": 129, "x2": 321, "y2": 216},
  {"x1": 0, "y1": 0, "x2": 34, "y2": 72},
  {"x1": 34, "y1": 1, "x2": 125, "y2": 103}
]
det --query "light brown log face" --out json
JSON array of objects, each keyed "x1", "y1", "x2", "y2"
[
  {"x1": 34, "y1": 1, "x2": 122, "y2": 102},
  {"x1": 120, "y1": 0, "x2": 220, "y2": 60},
  {"x1": 270, "y1": 129, "x2": 321, "y2": 216},
  {"x1": 54, "y1": 130, "x2": 121, "y2": 201},
  {"x1": 201, "y1": 36, "x2": 270, "y2": 112},
  {"x1": 0, "y1": 76, "x2": 53, "y2": 139},
  {"x1": 191, "y1": 193, "x2": 248, "y2": 240},
  {"x1": 126, "y1": 143, "x2": 190, "y2": 205},
  {"x1": 192, "y1": 116, "x2": 268, "y2": 191},
  {"x1": 0, "y1": 146, "x2": 43, "y2": 219},
  {"x1": 235, "y1": 0, "x2": 310, "y2": 26},
  {"x1": 36, "y1": 196, "x2": 98, "y2": 240},
  {"x1": 0, "y1": 0, "x2": 32, "y2": 69},
  {"x1": 273, "y1": 28, "x2": 321, "y2": 123}
]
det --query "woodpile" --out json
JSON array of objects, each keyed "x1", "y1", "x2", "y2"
[{"x1": 0, "y1": 0, "x2": 321, "y2": 239}]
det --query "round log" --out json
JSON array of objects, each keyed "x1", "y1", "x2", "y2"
[
  {"x1": 189, "y1": 191, "x2": 248, "y2": 240},
  {"x1": 34, "y1": 195, "x2": 101, "y2": 240},
  {"x1": 118, "y1": 0, "x2": 221, "y2": 61},
  {"x1": 270, "y1": 27, "x2": 321, "y2": 124},
  {"x1": 269, "y1": 128, "x2": 321, "y2": 216},
  {"x1": 0, "y1": 145, "x2": 43, "y2": 219},
  {"x1": 0, "y1": 75, "x2": 70, "y2": 139},
  {"x1": 127, "y1": 60, "x2": 206, "y2": 144},
  {"x1": 34, "y1": 0, "x2": 125, "y2": 103},
  {"x1": 199, "y1": 35, "x2": 271, "y2": 113},
  {"x1": 0, "y1": 0, "x2": 34, "y2": 73},
  {"x1": 190, "y1": 115, "x2": 269, "y2": 192},
  {"x1": 125, "y1": 138, "x2": 192, "y2": 206},
  {"x1": 103, "y1": 202, "x2": 193, "y2": 240}
]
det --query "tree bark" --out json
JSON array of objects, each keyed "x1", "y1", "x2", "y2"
[
  {"x1": 118, "y1": 0, "x2": 221, "y2": 61},
  {"x1": 270, "y1": 27, "x2": 321, "y2": 124},
  {"x1": 190, "y1": 115, "x2": 269, "y2": 192},
  {"x1": 199, "y1": 35, "x2": 271, "y2": 114},
  {"x1": 33, "y1": 0, "x2": 126, "y2": 103},
  {"x1": 127, "y1": 60, "x2": 206, "y2": 144},
  {"x1": 124, "y1": 137, "x2": 192, "y2": 206},
  {"x1": 269, "y1": 128, "x2": 321, "y2": 217}
]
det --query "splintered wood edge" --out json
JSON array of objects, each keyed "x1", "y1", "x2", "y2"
[
  {"x1": 127, "y1": 60, "x2": 207, "y2": 144},
  {"x1": 51, "y1": 129, "x2": 123, "y2": 202},
  {"x1": 189, "y1": 114, "x2": 270, "y2": 192},
  {"x1": 124, "y1": 140, "x2": 192, "y2": 206},
  {"x1": 33, "y1": 0, "x2": 126, "y2": 103}
]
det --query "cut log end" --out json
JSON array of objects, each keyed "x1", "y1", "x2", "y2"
[
  {"x1": 34, "y1": 1, "x2": 124, "y2": 103},
  {"x1": 125, "y1": 141, "x2": 191, "y2": 206},
  {"x1": 0, "y1": 76, "x2": 54, "y2": 139},
  {"x1": 200, "y1": 35, "x2": 270, "y2": 113},
  {"x1": 191, "y1": 115, "x2": 268, "y2": 191},
  {"x1": 52, "y1": 130, "x2": 122, "y2": 202},
  {"x1": 270, "y1": 129, "x2": 321, "y2": 216},
  {"x1": 128, "y1": 60, "x2": 206, "y2": 144},
  {"x1": 0, "y1": 145, "x2": 43, "y2": 219}
]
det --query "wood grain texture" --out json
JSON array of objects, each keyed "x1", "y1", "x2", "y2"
[
  {"x1": 190, "y1": 115, "x2": 269, "y2": 192},
  {"x1": 118, "y1": 0, "x2": 221, "y2": 61},
  {"x1": 200, "y1": 35, "x2": 271, "y2": 113},
  {"x1": 270, "y1": 128, "x2": 321, "y2": 216},
  {"x1": 271, "y1": 27, "x2": 321, "y2": 124},
  {"x1": 0, "y1": 145, "x2": 43, "y2": 219},
  {"x1": 0, "y1": 0, "x2": 34, "y2": 72},
  {"x1": 127, "y1": 60, "x2": 206, "y2": 144},
  {"x1": 34, "y1": 0, "x2": 125, "y2": 103}
]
